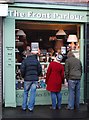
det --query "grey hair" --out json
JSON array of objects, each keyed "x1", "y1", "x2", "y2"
[{"x1": 67, "y1": 51, "x2": 75, "y2": 58}]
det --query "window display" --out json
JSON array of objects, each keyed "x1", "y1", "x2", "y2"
[{"x1": 15, "y1": 22, "x2": 80, "y2": 90}]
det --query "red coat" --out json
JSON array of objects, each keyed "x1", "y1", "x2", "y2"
[{"x1": 46, "y1": 61, "x2": 64, "y2": 92}]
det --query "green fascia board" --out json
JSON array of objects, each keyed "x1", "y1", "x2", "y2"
[
  {"x1": 8, "y1": 7, "x2": 87, "y2": 22},
  {"x1": 8, "y1": 3, "x2": 88, "y2": 11}
]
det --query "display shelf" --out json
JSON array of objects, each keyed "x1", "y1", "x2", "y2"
[
  {"x1": 15, "y1": 63, "x2": 21, "y2": 65},
  {"x1": 40, "y1": 62, "x2": 49, "y2": 65},
  {"x1": 15, "y1": 62, "x2": 50, "y2": 65},
  {"x1": 15, "y1": 62, "x2": 48, "y2": 90},
  {"x1": 40, "y1": 62, "x2": 65, "y2": 65},
  {"x1": 61, "y1": 62, "x2": 65, "y2": 65}
]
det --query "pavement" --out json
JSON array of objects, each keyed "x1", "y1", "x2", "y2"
[{"x1": 1, "y1": 104, "x2": 89, "y2": 120}]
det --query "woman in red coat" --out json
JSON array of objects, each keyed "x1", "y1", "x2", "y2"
[{"x1": 46, "y1": 54, "x2": 64, "y2": 110}]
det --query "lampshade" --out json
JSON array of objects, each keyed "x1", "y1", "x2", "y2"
[
  {"x1": 16, "y1": 30, "x2": 26, "y2": 36},
  {"x1": 67, "y1": 35, "x2": 78, "y2": 42},
  {"x1": 57, "y1": 39, "x2": 63, "y2": 41},
  {"x1": 49, "y1": 36, "x2": 57, "y2": 41},
  {"x1": 56, "y1": 29, "x2": 66, "y2": 36}
]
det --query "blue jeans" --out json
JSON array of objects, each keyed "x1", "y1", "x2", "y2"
[
  {"x1": 22, "y1": 81, "x2": 37, "y2": 110},
  {"x1": 51, "y1": 92, "x2": 62, "y2": 109},
  {"x1": 68, "y1": 80, "x2": 80, "y2": 109}
]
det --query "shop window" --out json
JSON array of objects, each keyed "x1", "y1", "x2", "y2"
[{"x1": 15, "y1": 21, "x2": 80, "y2": 90}]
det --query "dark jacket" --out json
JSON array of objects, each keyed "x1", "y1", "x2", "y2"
[
  {"x1": 65, "y1": 56, "x2": 82, "y2": 81},
  {"x1": 20, "y1": 54, "x2": 42, "y2": 81}
]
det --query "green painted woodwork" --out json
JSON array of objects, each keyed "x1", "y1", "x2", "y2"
[
  {"x1": 80, "y1": 24, "x2": 84, "y2": 88},
  {"x1": 9, "y1": 3, "x2": 88, "y2": 11},
  {"x1": 3, "y1": 18, "x2": 16, "y2": 107},
  {"x1": 8, "y1": 7, "x2": 87, "y2": 22},
  {"x1": 3, "y1": 4, "x2": 85, "y2": 107},
  {"x1": 79, "y1": 24, "x2": 84, "y2": 102},
  {"x1": 16, "y1": 88, "x2": 84, "y2": 106}
]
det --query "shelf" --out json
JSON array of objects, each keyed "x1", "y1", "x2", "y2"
[
  {"x1": 16, "y1": 62, "x2": 49, "y2": 65},
  {"x1": 40, "y1": 62, "x2": 49, "y2": 65},
  {"x1": 61, "y1": 62, "x2": 65, "y2": 65},
  {"x1": 15, "y1": 62, "x2": 65, "y2": 65},
  {"x1": 16, "y1": 88, "x2": 46, "y2": 90},
  {"x1": 16, "y1": 79, "x2": 24, "y2": 82},
  {"x1": 16, "y1": 63, "x2": 21, "y2": 65}
]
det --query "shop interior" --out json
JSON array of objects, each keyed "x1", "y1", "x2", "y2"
[{"x1": 15, "y1": 20, "x2": 80, "y2": 89}]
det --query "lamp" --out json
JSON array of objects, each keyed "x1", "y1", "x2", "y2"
[
  {"x1": 49, "y1": 36, "x2": 57, "y2": 41},
  {"x1": 67, "y1": 35, "x2": 78, "y2": 42},
  {"x1": 56, "y1": 29, "x2": 66, "y2": 36},
  {"x1": 16, "y1": 30, "x2": 26, "y2": 36},
  {"x1": 67, "y1": 34, "x2": 78, "y2": 50}
]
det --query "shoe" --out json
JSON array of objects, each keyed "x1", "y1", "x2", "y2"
[
  {"x1": 57, "y1": 107, "x2": 61, "y2": 110},
  {"x1": 28, "y1": 108, "x2": 33, "y2": 112},
  {"x1": 22, "y1": 108, "x2": 26, "y2": 111},
  {"x1": 65, "y1": 106, "x2": 74, "y2": 110},
  {"x1": 50, "y1": 106, "x2": 56, "y2": 110},
  {"x1": 74, "y1": 107, "x2": 80, "y2": 111},
  {"x1": 56, "y1": 106, "x2": 61, "y2": 110}
]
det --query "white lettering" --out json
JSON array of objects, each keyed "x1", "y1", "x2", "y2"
[
  {"x1": 53, "y1": 13, "x2": 60, "y2": 19},
  {"x1": 8, "y1": 10, "x2": 14, "y2": 17},
  {"x1": 32, "y1": 12, "x2": 37, "y2": 17},
  {"x1": 63, "y1": 14, "x2": 68, "y2": 19},
  {"x1": 27, "y1": 12, "x2": 33, "y2": 17},
  {"x1": 70, "y1": 14, "x2": 75, "y2": 19},
  {"x1": 8, "y1": 10, "x2": 84, "y2": 21},
  {"x1": 80, "y1": 15, "x2": 84, "y2": 20},
  {"x1": 36, "y1": 13, "x2": 42, "y2": 18},
  {"x1": 46, "y1": 13, "x2": 51, "y2": 19},
  {"x1": 28, "y1": 12, "x2": 51, "y2": 19},
  {"x1": 8, "y1": 10, "x2": 25, "y2": 17}
]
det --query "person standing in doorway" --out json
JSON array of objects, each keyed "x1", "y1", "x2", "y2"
[
  {"x1": 46, "y1": 54, "x2": 64, "y2": 110},
  {"x1": 65, "y1": 51, "x2": 82, "y2": 110},
  {"x1": 20, "y1": 49, "x2": 42, "y2": 112}
]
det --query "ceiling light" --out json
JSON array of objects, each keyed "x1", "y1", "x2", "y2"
[
  {"x1": 16, "y1": 30, "x2": 26, "y2": 36},
  {"x1": 49, "y1": 36, "x2": 57, "y2": 41},
  {"x1": 56, "y1": 29, "x2": 66, "y2": 36},
  {"x1": 67, "y1": 35, "x2": 78, "y2": 42},
  {"x1": 67, "y1": 35, "x2": 78, "y2": 50}
]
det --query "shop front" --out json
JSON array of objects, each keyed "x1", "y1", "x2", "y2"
[
  {"x1": 0, "y1": 4, "x2": 8, "y2": 108},
  {"x1": 3, "y1": 3, "x2": 87, "y2": 107}
]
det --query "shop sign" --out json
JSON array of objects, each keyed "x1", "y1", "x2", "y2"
[
  {"x1": 16, "y1": 90, "x2": 69, "y2": 105},
  {"x1": 0, "y1": 4, "x2": 8, "y2": 16},
  {"x1": 8, "y1": 7, "x2": 87, "y2": 22},
  {"x1": 5, "y1": 46, "x2": 14, "y2": 67}
]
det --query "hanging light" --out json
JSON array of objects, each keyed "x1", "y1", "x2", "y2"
[
  {"x1": 67, "y1": 34, "x2": 78, "y2": 50},
  {"x1": 67, "y1": 35, "x2": 78, "y2": 42},
  {"x1": 16, "y1": 30, "x2": 26, "y2": 36},
  {"x1": 56, "y1": 29, "x2": 66, "y2": 36},
  {"x1": 49, "y1": 36, "x2": 57, "y2": 41}
]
